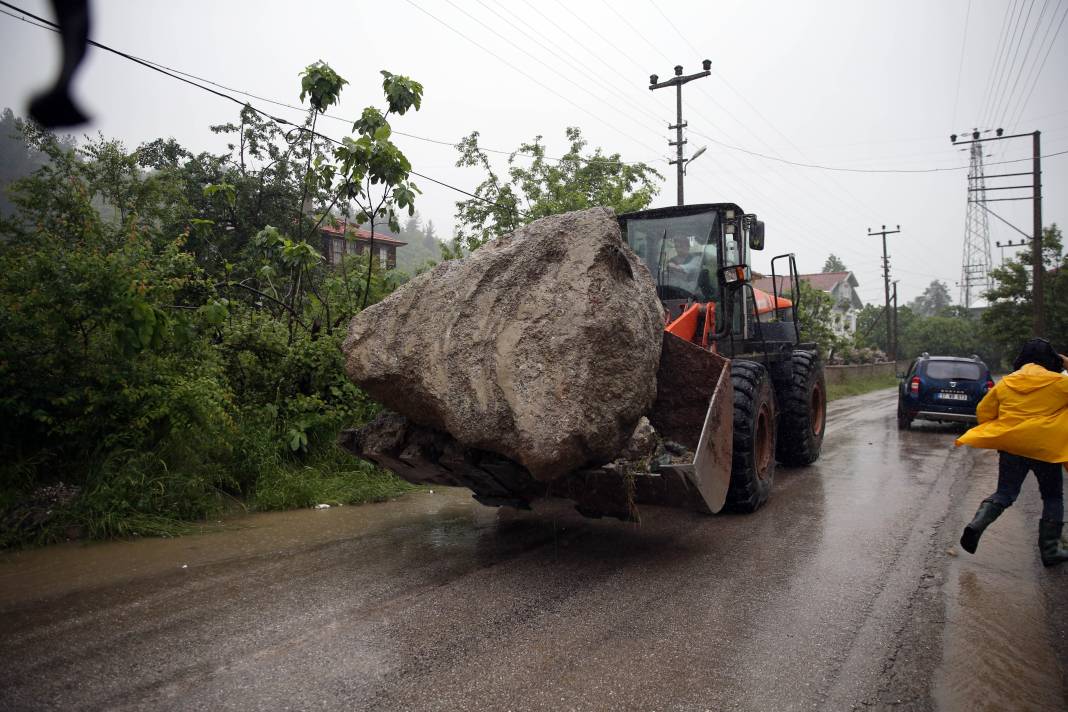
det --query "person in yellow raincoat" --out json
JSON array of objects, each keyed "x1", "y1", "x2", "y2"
[{"x1": 955, "y1": 338, "x2": 1068, "y2": 566}]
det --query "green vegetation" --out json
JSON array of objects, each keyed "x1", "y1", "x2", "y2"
[
  {"x1": 850, "y1": 226, "x2": 1066, "y2": 370},
  {"x1": 451, "y1": 126, "x2": 662, "y2": 252},
  {"x1": 0, "y1": 62, "x2": 423, "y2": 547},
  {"x1": 805, "y1": 236, "x2": 1066, "y2": 371},
  {"x1": 821, "y1": 254, "x2": 847, "y2": 273},
  {"x1": 826, "y1": 373, "x2": 898, "y2": 402},
  {"x1": 982, "y1": 225, "x2": 1067, "y2": 359}
]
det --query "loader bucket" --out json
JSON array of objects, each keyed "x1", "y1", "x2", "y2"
[{"x1": 340, "y1": 331, "x2": 733, "y2": 521}]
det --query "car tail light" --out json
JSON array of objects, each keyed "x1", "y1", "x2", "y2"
[
  {"x1": 985, "y1": 379, "x2": 995, "y2": 390},
  {"x1": 910, "y1": 376, "x2": 920, "y2": 395}
]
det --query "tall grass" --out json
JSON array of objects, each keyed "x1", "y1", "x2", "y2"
[{"x1": 826, "y1": 374, "x2": 898, "y2": 401}]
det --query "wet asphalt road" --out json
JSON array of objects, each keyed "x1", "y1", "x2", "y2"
[{"x1": 2, "y1": 388, "x2": 1067, "y2": 711}]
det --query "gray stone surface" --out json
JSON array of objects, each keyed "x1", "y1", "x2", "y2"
[{"x1": 342, "y1": 207, "x2": 664, "y2": 481}]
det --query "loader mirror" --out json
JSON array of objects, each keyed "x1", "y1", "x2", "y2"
[{"x1": 749, "y1": 220, "x2": 765, "y2": 250}]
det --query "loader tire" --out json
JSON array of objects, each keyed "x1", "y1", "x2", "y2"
[
  {"x1": 775, "y1": 349, "x2": 827, "y2": 466},
  {"x1": 725, "y1": 360, "x2": 776, "y2": 513}
]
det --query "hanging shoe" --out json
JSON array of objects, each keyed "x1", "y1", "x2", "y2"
[{"x1": 960, "y1": 499, "x2": 1005, "y2": 554}]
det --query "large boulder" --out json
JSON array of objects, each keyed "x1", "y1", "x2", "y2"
[{"x1": 342, "y1": 207, "x2": 664, "y2": 480}]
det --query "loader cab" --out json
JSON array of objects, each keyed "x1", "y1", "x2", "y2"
[{"x1": 620, "y1": 203, "x2": 757, "y2": 337}]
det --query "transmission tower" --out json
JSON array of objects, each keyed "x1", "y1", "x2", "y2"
[{"x1": 959, "y1": 132, "x2": 993, "y2": 308}]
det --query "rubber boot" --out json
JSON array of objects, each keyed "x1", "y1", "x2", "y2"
[
  {"x1": 960, "y1": 499, "x2": 1005, "y2": 554},
  {"x1": 1038, "y1": 519, "x2": 1068, "y2": 567}
]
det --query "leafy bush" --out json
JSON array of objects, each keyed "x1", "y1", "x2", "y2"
[{"x1": 0, "y1": 61, "x2": 425, "y2": 547}]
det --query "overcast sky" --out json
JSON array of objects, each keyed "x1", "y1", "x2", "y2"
[{"x1": 2, "y1": 0, "x2": 1065, "y2": 305}]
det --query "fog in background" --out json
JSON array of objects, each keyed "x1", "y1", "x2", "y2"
[{"x1": 1, "y1": 0, "x2": 1065, "y2": 305}]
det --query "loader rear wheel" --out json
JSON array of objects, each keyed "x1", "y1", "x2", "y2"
[
  {"x1": 775, "y1": 349, "x2": 827, "y2": 466},
  {"x1": 725, "y1": 360, "x2": 776, "y2": 513}
]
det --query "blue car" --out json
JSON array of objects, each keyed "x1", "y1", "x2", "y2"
[{"x1": 897, "y1": 353, "x2": 994, "y2": 430}]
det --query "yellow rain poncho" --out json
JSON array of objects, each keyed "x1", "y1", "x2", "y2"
[{"x1": 956, "y1": 363, "x2": 1068, "y2": 463}]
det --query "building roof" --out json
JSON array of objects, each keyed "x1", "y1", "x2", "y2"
[
  {"x1": 752, "y1": 271, "x2": 858, "y2": 295},
  {"x1": 319, "y1": 220, "x2": 407, "y2": 246}
]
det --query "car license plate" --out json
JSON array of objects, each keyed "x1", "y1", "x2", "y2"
[{"x1": 938, "y1": 392, "x2": 968, "y2": 401}]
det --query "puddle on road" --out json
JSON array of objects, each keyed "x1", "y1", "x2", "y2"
[
  {"x1": 0, "y1": 488, "x2": 485, "y2": 609},
  {"x1": 935, "y1": 449, "x2": 1065, "y2": 711}
]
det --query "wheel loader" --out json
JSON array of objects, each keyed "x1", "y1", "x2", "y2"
[{"x1": 345, "y1": 202, "x2": 827, "y2": 520}]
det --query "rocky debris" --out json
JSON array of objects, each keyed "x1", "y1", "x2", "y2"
[
  {"x1": 343, "y1": 208, "x2": 664, "y2": 481},
  {"x1": 341, "y1": 409, "x2": 703, "y2": 521},
  {"x1": 619, "y1": 416, "x2": 658, "y2": 461}
]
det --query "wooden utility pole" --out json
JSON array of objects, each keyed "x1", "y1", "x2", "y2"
[
  {"x1": 1032, "y1": 131, "x2": 1044, "y2": 334},
  {"x1": 868, "y1": 224, "x2": 900, "y2": 355},
  {"x1": 892, "y1": 280, "x2": 899, "y2": 363},
  {"x1": 649, "y1": 60, "x2": 711, "y2": 206}
]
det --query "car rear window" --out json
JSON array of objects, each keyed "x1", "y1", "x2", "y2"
[{"x1": 923, "y1": 361, "x2": 982, "y2": 380}]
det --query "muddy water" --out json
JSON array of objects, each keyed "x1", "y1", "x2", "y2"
[
  {"x1": 936, "y1": 447, "x2": 1065, "y2": 712},
  {"x1": 0, "y1": 489, "x2": 485, "y2": 609}
]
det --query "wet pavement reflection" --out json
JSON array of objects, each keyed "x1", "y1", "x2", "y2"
[{"x1": 1, "y1": 388, "x2": 1066, "y2": 711}]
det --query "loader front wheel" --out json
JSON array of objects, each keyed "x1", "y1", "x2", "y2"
[
  {"x1": 775, "y1": 349, "x2": 827, "y2": 466},
  {"x1": 725, "y1": 360, "x2": 776, "y2": 513}
]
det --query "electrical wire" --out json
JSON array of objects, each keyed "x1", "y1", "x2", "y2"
[
  {"x1": 990, "y1": 0, "x2": 1045, "y2": 128},
  {"x1": 978, "y1": 0, "x2": 1023, "y2": 128},
  {"x1": 0, "y1": 0, "x2": 527, "y2": 215},
  {"x1": 3, "y1": 0, "x2": 1065, "y2": 280},
  {"x1": 1002, "y1": 2, "x2": 1068, "y2": 133},
  {"x1": 690, "y1": 129, "x2": 1067, "y2": 173},
  {"x1": 402, "y1": 0, "x2": 666, "y2": 159},
  {"x1": 0, "y1": 2, "x2": 660, "y2": 170},
  {"x1": 950, "y1": 0, "x2": 972, "y2": 129}
]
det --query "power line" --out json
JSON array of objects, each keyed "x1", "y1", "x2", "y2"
[
  {"x1": 990, "y1": 0, "x2": 1044, "y2": 128},
  {"x1": 0, "y1": 1, "x2": 661, "y2": 171},
  {"x1": 597, "y1": 2, "x2": 920, "y2": 255},
  {"x1": 1003, "y1": 2, "x2": 1068, "y2": 133},
  {"x1": 691, "y1": 129, "x2": 1067, "y2": 173},
  {"x1": 646, "y1": 0, "x2": 883, "y2": 222},
  {"x1": 4, "y1": 0, "x2": 1064, "y2": 254},
  {"x1": 0, "y1": 0, "x2": 526, "y2": 216},
  {"x1": 402, "y1": 0, "x2": 666, "y2": 159},
  {"x1": 462, "y1": 0, "x2": 668, "y2": 132},
  {"x1": 978, "y1": 0, "x2": 1029, "y2": 126},
  {"x1": 416, "y1": 0, "x2": 903, "y2": 259},
  {"x1": 951, "y1": 0, "x2": 972, "y2": 128}
]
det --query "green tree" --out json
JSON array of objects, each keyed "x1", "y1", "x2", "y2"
[
  {"x1": 982, "y1": 224, "x2": 1067, "y2": 362},
  {"x1": 909, "y1": 280, "x2": 953, "y2": 317},
  {"x1": 0, "y1": 65, "x2": 424, "y2": 545},
  {"x1": 0, "y1": 108, "x2": 76, "y2": 217},
  {"x1": 394, "y1": 213, "x2": 448, "y2": 274},
  {"x1": 796, "y1": 280, "x2": 844, "y2": 358},
  {"x1": 821, "y1": 254, "x2": 847, "y2": 272},
  {"x1": 453, "y1": 127, "x2": 662, "y2": 251},
  {"x1": 326, "y1": 68, "x2": 423, "y2": 307}
]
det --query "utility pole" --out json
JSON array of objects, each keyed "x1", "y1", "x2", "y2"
[
  {"x1": 951, "y1": 128, "x2": 1044, "y2": 335},
  {"x1": 892, "y1": 280, "x2": 899, "y2": 363},
  {"x1": 1032, "y1": 131, "x2": 1044, "y2": 334},
  {"x1": 868, "y1": 224, "x2": 900, "y2": 356},
  {"x1": 650, "y1": 60, "x2": 711, "y2": 206}
]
